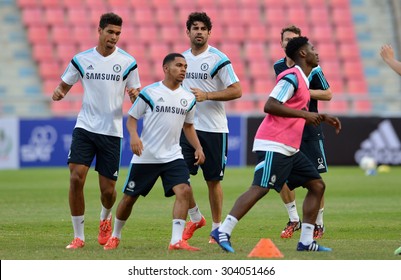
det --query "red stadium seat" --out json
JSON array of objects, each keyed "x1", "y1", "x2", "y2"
[
  {"x1": 32, "y1": 43, "x2": 54, "y2": 62},
  {"x1": 39, "y1": 0, "x2": 60, "y2": 9},
  {"x1": 154, "y1": 8, "x2": 177, "y2": 25},
  {"x1": 21, "y1": 8, "x2": 44, "y2": 27},
  {"x1": 43, "y1": 7, "x2": 66, "y2": 26},
  {"x1": 136, "y1": 25, "x2": 158, "y2": 44},
  {"x1": 17, "y1": 0, "x2": 38, "y2": 9},
  {"x1": 338, "y1": 42, "x2": 361, "y2": 61},
  {"x1": 335, "y1": 26, "x2": 357, "y2": 43},
  {"x1": 27, "y1": 25, "x2": 49, "y2": 44},
  {"x1": 51, "y1": 25, "x2": 72, "y2": 45},
  {"x1": 67, "y1": 8, "x2": 91, "y2": 26},
  {"x1": 55, "y1": 43, "x2": 78, "y2": 65},
  {"x1": 132, "y1": 8, "x2": 154, "y2": 26},
  {"x1": 159, "y1": 25, "x2": 186, "y2": 44},
  {"x1": 245, "y1": 42, "x2": 267, "y2": 59},
  {"x1": 38, "y1": 61, "x2": 62, "y2": 80},
  {"x1": 245, "y1": 25, "x2": 268, "y2": 42}
]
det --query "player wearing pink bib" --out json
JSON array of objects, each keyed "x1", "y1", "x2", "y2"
[{"x1": 211, "y1": 37, "x2": 341, "y2": 253}]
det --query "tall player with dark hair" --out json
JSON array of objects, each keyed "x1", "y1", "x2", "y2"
[
  {"x1": 52, "y1": 13, "x2": 141, "y2": 249},
  {"x1": 211, "y1": 37, "x2": 341, "y2": 253},
  {"x1": 180, "y1": 12, "x2": 242, "y2": 244},
  {"x1": 274, "y1": 25, "x2": 333, "y2": 240}
]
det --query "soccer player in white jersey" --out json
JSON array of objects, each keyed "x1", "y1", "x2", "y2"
[
  {"x1": 103, "y1": 53, "x2": 205, "y2": 251},
  {"x1": 180, "y1": 12, "x2": 242, "y2": 244},
  {"x1": 52, "y1": 13, "x2": 141, "y2": 249}
]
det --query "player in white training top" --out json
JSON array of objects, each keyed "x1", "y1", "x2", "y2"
[
  {"x1": 103, "y1": 53, "x2": 205, "y2": 251},
  {"x1": 52, "y1": 13, "x2": 141, "y2": 249},
  {"x1": 180, "y1": 12, "x2": 242, "y2": 244}
]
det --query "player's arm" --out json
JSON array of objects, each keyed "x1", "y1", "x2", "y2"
[
  {"x1": 310, "y1": 88, "x2": 332, "y2": 101},
  {"x1": 52, "y1": 81, "x2": 72, "y2": 101},
  {"x1": 126, "y1": 115, "x2": 143, "y2": 156},
  {"x1": 380, "y1": 44, "x2": 401, "y2": 75},
  {"x1": 182, "y1": 122, "x2": 205, "y2": 165},
  {"x1": 190, "y1": 82, "x2": 242, "y2": 102}
]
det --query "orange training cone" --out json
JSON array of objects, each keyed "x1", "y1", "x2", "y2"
[{"x1": 247, "y1": 238, "x2": 284, "y2": 258}]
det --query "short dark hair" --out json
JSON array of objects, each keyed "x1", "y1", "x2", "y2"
[
  {"x1": 280, "y1": 25, "x2": 301, "y2": 41},
  {"x1": 163, "y1": 53, "x2": 185, "y2": 66},
  {"x1": 285, "y1": 36, "x2": 309, "y2": 61},
  {"x1": 186, "y1": 12, "x2": 212, "y2": 31},
  {"x1": 99, "y1": 13, "x2": 122, "y2": 29}
]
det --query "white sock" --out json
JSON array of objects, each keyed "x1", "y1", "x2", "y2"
[
  {"x1": 212, "y1": 222, "x2": 221, "y2": 232},
  {"x1": 71, "y1": 215, "x2": 85, "y2": 241},
  {"x1": 188, "y1": 205, "x2": 202, "y2": 223},
  {"x1": 219, "y1": 215, "x2": 238, "y2": 236},
  {"x1": 100, "y1": 205, "x2": 112, "y2": 221},
  {"x1": 171, "y1": 219, "x2": 185, "y2": 244},
  {"x1": 285, "y1": 201, "x2": 300, "y2": 222},
  {"x1": 112, "y1": 218, "x2": 126, "y2": 239},
  {"x1": 315, "y1": 208, "x2": 324, "y2": 226},
  {"x1": 299, "y1": 223, "x2": 314, "y2": 245}
]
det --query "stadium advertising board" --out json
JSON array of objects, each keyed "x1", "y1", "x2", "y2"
[
  {"x1": 0, "y1": 118, "x2": 19, "y2": 169},
  {"x1": 246, "y1": 116, "x2": 401, "y2": 166}
]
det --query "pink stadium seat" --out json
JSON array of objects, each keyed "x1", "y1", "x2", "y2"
[
  {"x1": 220, "y1": 8, "x2": 241, "y2": 25},
  {"x1": 51, "y1": 25, "x2": 72, "y2": 45},
  {"x1": 43, "y1": 7, "x2": 66, "y2": 26},
  {"x1": 245, "y1": 24, "x2": 268, "y2": 42},
  {"x1": 51, "y1": 100, "x2": 81, "y2": 116},
  {"x1": 347, "y1": 80, "x2": 368, "y2": 94},
  {"x1": 238, "y1": 0, "x2": 260, "y2": 8},
  {"x1": 327, "y1": 0, "x2": 349, "y2": 8},
  {"x1": 308, "y1": 6, "x2": 330, "y2": 25},
  {"x1": 354, "y1": 100, "x2": 372, "y2": 113},
  {"x1": 225, "y1": 24, "x2": 246, "y2": 42},
  {"x1": 316, "y1": 42, "x2": 338, "y2": 61},
  {"x1": 159, "y1": 25, "x2": 185, "y2": 44},
  {"x1": 261, "y1": 0, "x2": 287, "y2": 9},
  {"x1": 244, "y1": 42, "x2": 266, "y2": 60},
  {"x1": 149, "y1": 0, "x2": 170, "y2": 9},
  {"x1": 265, "y1": 8, "x2": 286, "y2": 27},
  {"x1": 109, "y1": 7, "x2": 134, "y2": 26},
  {"x1": 62, "y1": 0, "x2": 82, "y2": 10},
  {"x1": 72, "y1": 25, "x2": 97, "y2": 45},
  {"x1": 27, "y1": 25, "x2": 49, "y2": 44},
  {"x1": 174, "y1": 0, "x2": 197, "y2": 10},
  {"x1": 239, "y1": 8, "x2": 262, "y2": 24},
  {"x1": 338, "y1": 42, "x2": 361, "y2": 61},
  {"x1": 17, "y1": 0, "x2": 38, "y2": 9},
  {"x1": 38, "y1": 61, "x2": 62, "y2": 80},
  {"x1": 39, "y1": 0, "x2": 60, "y2": 9},
  {"x1": 67, "y1": 8, "x2": 89, "y2": 27},
  {"x1": 327, "y1": 100, "x2": 348, "y2": 114},
  {"x1": 310, "y1": 25, "x2": 333, "y2": 45},
  {"x1": 217, "y1": 0, "x2": 240, "y2": 8},
  {"x1": 42, "y1": 78, "x2": 59, "y2": 96},
  {"x1": 171, "y1": 42, "x2": 189, "y2": 53},
  {"x1": 331, "y1": 7, "x2": 353, "y2": 27},
  {"x1": 234, "y1": 100, "x2": 257, "y2": 113},
  {"x1": 132, "y1": 8, "x2": 155, "y2": 26},
  {"x1": 68, "y1": 82, "x2": 84, "y2": 96},
  {"x1": 248, "y1": 60, "x2": 270, "y2": 79},
  {"x1": 148, "y1": 44, "x2": 171, "y2": 64},
  {"x1": 21, "y1": 8, "x2": 44, "y2": 27},
  {"x1": 304, "y1": 0, "x2": 327, "y2": 8},
  {"x1": 137, "y1": 25, "x2": 158, "y2": 44},
  {"x1": 335, "y1": 26, "x2": 357, "y2": 43},
  {"x1": 55, "y1": 43, "x2": 78, "y2": 65},
  {"x1": 155, "y1": 8, "x2": 177, "y2": 25},
  {"x1": 268, "y1": 43, "x2": 284, "y2": 62},
  {"x1": 32, "y1": 43, "x2": 54, "y2": 62},
  {"x1": 125, "y1": 43, "x2": 147, "y2": 59},
  {"x1": 343, "y1": 61, "x2": 364, "y2": 80},
  {"x1": 287, "y1": 6, "x2": 308, "y2": 27}
]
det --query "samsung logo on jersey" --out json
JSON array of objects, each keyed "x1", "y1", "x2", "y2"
[
  {"x1": 85, "y1": 73, "x2": 121, "y2": 81},
  {"x1": 155, "y1": 106, "x2": 186, "y2": 115},
  {"x1": 186, "y1": 72, "x2": 208, "y2": 79}
]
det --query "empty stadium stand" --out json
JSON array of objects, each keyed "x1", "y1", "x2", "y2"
[{"x1": 2, "y1": 0, "x2": 397, "y2": 117}]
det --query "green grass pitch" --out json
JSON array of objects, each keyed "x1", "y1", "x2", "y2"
[{"x1": 0, "y1": 166, "x2": 400, "y2": 260}]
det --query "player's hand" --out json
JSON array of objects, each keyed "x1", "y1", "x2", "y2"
[
  {"x1": 322, "y1": 114, "x2": 342, "y2": 134},
  {"x1": 130, "y1": 135, "x2": 143, "y2": 156},
  {"x1": 52, "y1": 86, "x2": 66, "y2": 101},
  {"x1": 304, "y1": 112, "x2": 323, "y2": 126},
  {"x1": 127, "y1": 88, "x2": 140, "y2": 103},
  {"x1": 380, "y1": 44, "x2": 395, "y2": 62},
  {"x1": 193, "y1": 148, "x2": 205, "y2": 165},
  {"x1": 190, "y1": 87, "x2": 208, "y2": 102}
]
